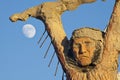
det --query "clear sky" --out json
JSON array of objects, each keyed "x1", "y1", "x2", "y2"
[{"x1": 0, "y1": 0, "x2": 117, "y2": 80}]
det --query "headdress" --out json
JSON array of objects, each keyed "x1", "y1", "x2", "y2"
[{"x1": 71, "y1": 27, "x2": 104, "y2": 42}]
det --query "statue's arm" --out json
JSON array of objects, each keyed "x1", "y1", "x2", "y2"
[
  {"x1": 105, "y1": 0, "x2": 120, "y2": 52},
  {"x1": 10, "y1": 0, "x2": 96, "y2": 72},
  {"x1": 10, "y1": 0, "x2": 96, "y2": 22},
  {"x1": 10, "y1": 1, "x2": 70, "y2": 72},
  {"x1": 101, "y1": 0, "x2": 120, "y2": 68},
  {"x1": 10, "y1": 6, "x2": 40, "y2": 22}
]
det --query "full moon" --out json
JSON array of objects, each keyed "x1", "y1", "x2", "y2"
[{"x1": 22, "y1": 24, "x2": 36, "y2": 38}]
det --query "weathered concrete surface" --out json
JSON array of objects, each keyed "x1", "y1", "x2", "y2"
[{"x1": 9, "y1": 0, "x2": 120, "y2": 80}]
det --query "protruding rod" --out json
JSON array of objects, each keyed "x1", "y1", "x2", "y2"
[
  {"x1": 54, "y1": 61, "x2": 59, "y2": 76},
  {"x1": 39, "y1": 35, "x2": 49, "y2": 48},
  {"x1": 48, "y1": 51, "x2": 56, "y2": 67},
  {"x1": 37, "y1": 30, "x2": 46, "y2": 44},
  {"x1": 62, "y1": 71, "x2": 64, "y2": 80},
  {"x1": 44, "y1": 42, "x2": 52, "y2": 58}
]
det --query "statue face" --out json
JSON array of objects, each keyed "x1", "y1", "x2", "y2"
[{"x1": 72, "y1": 37, "x2": 97, "y2": 66}]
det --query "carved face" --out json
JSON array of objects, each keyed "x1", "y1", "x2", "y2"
[{"x1": 72, "y1": 37, "x2": 98, "y2": 66}]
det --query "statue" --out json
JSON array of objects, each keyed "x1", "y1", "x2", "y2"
[{"x1": 10, "y1": 0, "x2": 120, "y2": 80}]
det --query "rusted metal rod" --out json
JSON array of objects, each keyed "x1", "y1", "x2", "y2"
[
  {"x1": 54, "y1": 61, "x2": 59, "y2": 76},
  {"x1": 44, "y1": 42, "x2": 52, "y2": 58},
  {"x1": 62, "y1": 71, "x2": 64, "y2": 80},
  {"x1": 37, "y1": 30, "x2": 46, "y2": 44},
  {"x1": 48, "y1": 51, "x2": 56, "y2": 67},
  {"x1": 39, "y1": 34, "x2": 48, "y2": 48}
]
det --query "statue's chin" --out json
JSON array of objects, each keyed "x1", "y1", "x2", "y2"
[{"x1": 77, "y1": 57, "x2": 92, "y2": 67}]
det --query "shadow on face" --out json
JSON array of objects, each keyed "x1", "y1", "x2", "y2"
[{"x1": 72, "y1": 37, "x2": 102, "y2": 67}]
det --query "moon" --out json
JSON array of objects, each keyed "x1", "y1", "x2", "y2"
[{"x1": 22, "y1": 24, "x2": 36, "y2": 38}]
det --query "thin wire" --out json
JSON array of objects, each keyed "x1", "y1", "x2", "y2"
[
  {"x1": 39, "y1": 35, "x2": 49, "y2": 48},
  {"x1": 54, "y1": 61, "x2": 59, "y2": 76},
  {"x1": 62, "y1": 71, "x2": 64, "y2": 80},
  {"x1": 44, "y1": 42, "x2": 52, "y2": 58},
  {"x1": 37, "y1": 30, "x2": 46, "y2": 44},
  {"x1": 48, "y1": 51, "x2": 56, "y2": 67}
]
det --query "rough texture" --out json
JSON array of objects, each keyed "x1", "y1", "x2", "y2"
[
  {"x1": 71, "y1": 27, "x2": 104, "y2": 42},
  {"x1": 9, "y1": 0, "x2": 120, "y2": 80}
]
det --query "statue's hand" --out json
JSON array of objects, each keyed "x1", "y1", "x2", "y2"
[{"x1": 9, "y1": 13, "x2": 29, "y2": 22}]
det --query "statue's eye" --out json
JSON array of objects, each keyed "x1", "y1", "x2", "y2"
[
  {"x1": 85, "y1": 41, "x2": 91, "y2": 46},
  {"x1": 73, "y1": 43, "x2": 81, "y2": 48}
]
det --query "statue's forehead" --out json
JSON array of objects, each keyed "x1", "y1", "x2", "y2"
[
  {"x1": 73, "y1": 37, "x2": 96, "y2": 42},
  {"x1": 72, "y1": 37, "x2": 97, "y2": 47},
  {"x1": 72, "y1": 27, "x2": 104, "y2": 42}
]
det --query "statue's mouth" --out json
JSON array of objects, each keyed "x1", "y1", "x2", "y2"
[
  {"x1": 81, "y1": 56, "x2": 89, "y2": 58},
  {"x1": 78, "y1": 56, "x2": 90, "y2": 60}
]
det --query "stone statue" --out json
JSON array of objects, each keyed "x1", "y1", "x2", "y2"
[{"x1": 10, "y1": 0, "x2": 120, "y2": 80}]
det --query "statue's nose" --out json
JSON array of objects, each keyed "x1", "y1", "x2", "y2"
[{"x1": 79, "y1": 44, "x2": 87, "y2": 54}]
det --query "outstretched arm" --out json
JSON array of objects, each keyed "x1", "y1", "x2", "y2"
[
  {"x1": 10, "y1": 0, "x2": 96, "y2": 21},
  {"x1": 105, "y1": 0, "x2": 120, "y2": 51},
  {"x1": 10, "y1": 0, "x2": 96, "y2": 72},
  {"x1": 101, "y1": 0, "x2": 120, "y2": 68},
  {"x1": 10, "y1": 6, "x2": 40, "y2": 22},
  {"x1": 10, "y1": 1, "x2": 70, "y2": 72}
]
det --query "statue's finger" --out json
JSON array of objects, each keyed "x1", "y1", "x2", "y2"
[{"x1": 9, "y1": 15, "x2": 18, "y2": 22}]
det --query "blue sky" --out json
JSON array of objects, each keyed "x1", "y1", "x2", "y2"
[{"x1": 0, "y1": 0, "x2": 116, "y2": 80}]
